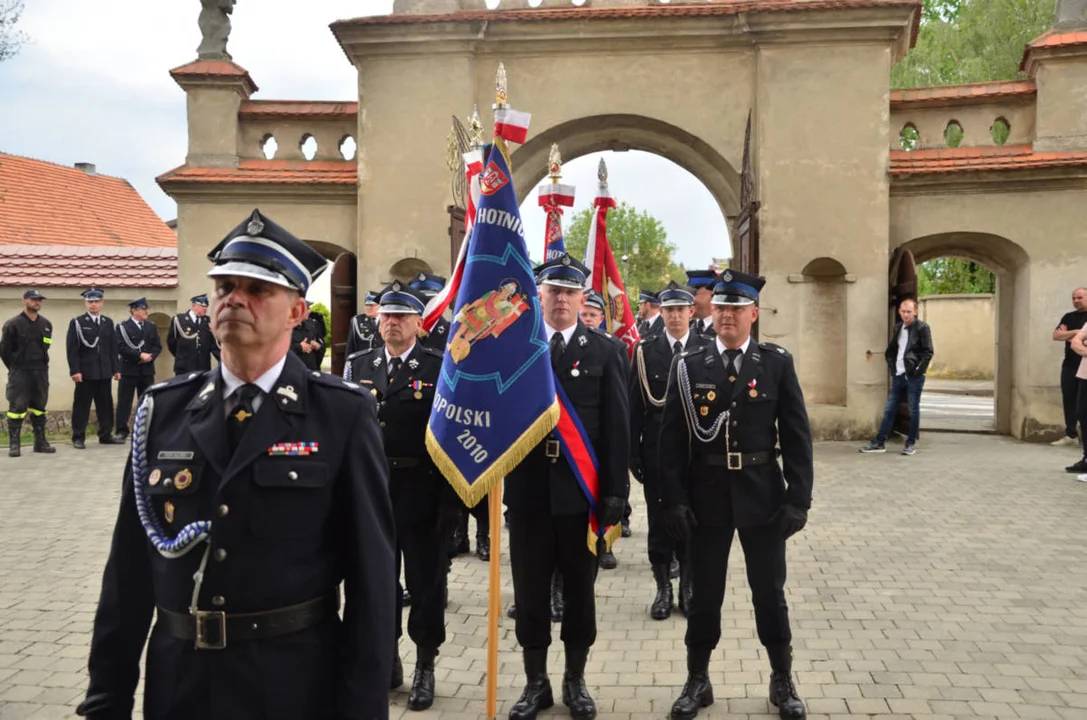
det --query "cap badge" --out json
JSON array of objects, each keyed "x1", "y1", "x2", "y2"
[
  {"x1": 417, "y1": 273, "x2": 427, "y2": 282},
  {"x1": 247, "y1": 218, "x2": 264, "y2": 236},
  {"x1": 561, "y1": 256, "x2": 571, "y2": 266},
  {"x1": 391, "y1": 281, "x2": 402, "y2": 292},
  {"x1": 723, "y1": 271, "x2": 733, "y2": 282}
]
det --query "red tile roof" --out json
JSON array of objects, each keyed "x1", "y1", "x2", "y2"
[
  {"x1": 889, "y1": 145, "x2": 1087, "y2": 175},
  {"x1": 169, "y1": 59, "x2": 259, "y2": 95},
  {"x1": 335, "y1": 0, "x2": 921, "y2": 26},
  {"x1": 0, "y1": 153, "x2": 177, "y2": 248},
  {"x1": 1026, "y1": 29, "x2": 1087, "y2": 50},
  {"x1": 157, "y1": 160, "x2": 357, "y2": 186},
  {"x1": 890, "y1": 80, "x2": 1035, "y2": 109},
  {"x1": 239, "y1": 100, "x2": 357, "y2": 120},
  {"x1": 0, "y1": 245, "x2": 178, "y2": 288}
]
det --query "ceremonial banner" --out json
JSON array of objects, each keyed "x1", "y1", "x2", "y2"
[
  {"x1": 584, "y1": 169, "x2": 640, "y2": 358},
  {"x1": 426, "y1": 140, "x2": 559, "y2": 507},
  {"x1": 538, "y1": 184, "x2": 575, "y2": 262}
]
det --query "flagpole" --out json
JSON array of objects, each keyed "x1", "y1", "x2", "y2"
[{"x1": 486, "y1": 483, "x2": 502, "y2": 720}]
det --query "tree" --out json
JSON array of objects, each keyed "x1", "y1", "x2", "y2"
[
  {"x1": 0, "y1": 0, "x2": 27, "y2": 63},
  {"x1": 918, "y1": 258, "x2": 996, "y2": 295},
  {"x1": 892, "y1": 0, "x2": 1055, "y2": 88},
  {"x1": 309, "y1": 302, "x2": 332, "y2": 347},
  {"x1": 563, "y1": 202, "x2": 688, "y2": 302}
]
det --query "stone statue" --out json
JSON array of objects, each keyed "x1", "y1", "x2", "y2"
[
  {"x1": 1055, "y1": 0, "x2": 1087, "y2": 28},
  {"x1": 197, "y1": 0, "x2": 236, "y2": 60}
]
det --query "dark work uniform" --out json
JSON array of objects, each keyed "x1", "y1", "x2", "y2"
[
  {"x1": 345, "y1": 342, "x2": 456, "y2": 653},
  {"x1": 166, "y1": 312, "x2": 218, "y2": 375},
  {"x1": 290, "y1": 319, "x2": 325, "y2": 372},
  {"x1": 1057, "y1": 310, "x2": 1087, "y2": 440},
  {"x1": 66, "y1": 313, "x2": 119, "y2": 443},
  {"x1": 629, "y1": 331, "x2": 711, "y2": 567},
  {"x1": 689, "y1": 316, "x2": 715, "y2": 341},
  {"x1": 115, "y1": 318, "x2": 162, "y2": 437},
  {"x1": 659, "y1": 340, "x2": 813, "y2": 652},
  {"x1": 504, "y1": 321, "x2": 629, "y2": 652},
  {"x1": 1, "y1": 311, "x2": 53, "y2": 421},
  {"x1": 418, "y1": 316, "x2": 450, "y2": 352},
  {"x1": 637, "y1": 314, "x2": 662, "y2": 339},
  {"x1": 79, "y1": 353, "x2": 396, "y2": 720},
  {"x1": 346, "y1": 314, "x2": 383, "y2": 357}
]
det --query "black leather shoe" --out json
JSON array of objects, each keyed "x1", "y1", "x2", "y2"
[
  {"x1": 562, "y1": 646, "x2": 596, "y2": 719},
  {"x1": 507, "y1": 603, "x2": 517, "y2": 619},
  {"x1": 391, "y1": 654, "x2": 404, "y2": 690},
  {"x1": 767, "y1": 644, "x2": 806, "y2": 719},
  {"x1": 650, "y1": 564, "x2": 674, "y2": 620},
  {"x1": 99, "y1": 436, "x2": 126, "y2": 445},
  {"x1": 671, "y1": 647, "x2": 714, "y2": 720},
  {"x1": 407, "y1": 647, "x2": 437, "y2": 711},
  {"x1": 476, "y1": 533, "x2": 490, "y2": 561},
  {"x1": 1066, "y1": 458, "x2": 1087, "y2": 473},
  {"x1": 621, "y1": 519, "x2": 632, "y2": 538},
  {"x1": 550, "y1": 572, "x2": 564, "y2": 622},
  {"x1": 598, "y1": 549, "x2": 618, "y2": 570},
  {"x1": 73, "y1": 439, "x2": 86, "y2": 450},
  {"x1": 509, "y1": 648, "x2": 553, "y2": 720},
  {"x1": 455, "y1": 531, "x2": 471, "y2": 555}
]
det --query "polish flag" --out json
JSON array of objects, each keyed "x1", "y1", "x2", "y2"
[{"x1": 494, "y1": 107, "x2": 531, "y2": 145}]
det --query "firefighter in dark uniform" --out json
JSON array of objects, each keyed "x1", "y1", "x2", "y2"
[
  {"x1": 344, "y1": 281, "x2": 460, "y2": 712},
  {"x1": 629, "y1": 281, "x2": 711, "y2": 620},
  {"x1": 659, "y1": 270, "x2": 812, "y2": 720},
  {"x1": 685, "y1": 270, "x2": 718, "y2": 340},
  {"x1": 636, "y1": 289, "x2": 662, "y2": 338},
  {"x1": 66, "y1": 288, "x2": 124, "y2": 449},
  {"x1": 167, "y1": 294, "x2": 219, "y2": 375},
  {"x1": 114, "y1": 298, "x2": 162, "y2": 441},
  {"x1": 1, "y1": 289, "x2": 55, "y2": 457},
  {"x1": 407, "y1": 272, "x2": 451, "y2": 352},
  {"x1": 75, "y1": 209, "x2": 396, "y2": 720},
  {"x1": 289, "y1": 304, "x2": 325, "y2": 372},
  {"x1": 346, "y1": 291, "x2": 383, "y2": 356},
  {"x1": 504, "y1": 253, "x2": 629, "y2": 720}
]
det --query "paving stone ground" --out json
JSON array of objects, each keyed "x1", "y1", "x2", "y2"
[{"x1": 1, "y1": 432, "x2": 1086, "y2": 719}]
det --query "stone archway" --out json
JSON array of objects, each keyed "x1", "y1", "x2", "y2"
[{"x1": 896, "y1": 232, "x2": 1030, "y2": 436}]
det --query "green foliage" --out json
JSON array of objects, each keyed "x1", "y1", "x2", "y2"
[
  {"x1": 0, "y1": 1, "x2": 27, "y2": 63},
  {"x1": 309, "y1": 302, "x2": 332, "y2": 346},
  {"x1": 892, "y1": 0, "x2": 1055, "y2": 88},
  {"x1": 563, "y1": 202, "x2": 688, "y2": 304},
  {"x1": 918, "y1": 258, "x2": 996, "y2": 295}
]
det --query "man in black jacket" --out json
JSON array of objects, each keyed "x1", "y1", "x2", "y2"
[
  {"x1": 1, "y1": 289, "x2": 56, "y2": 456},
  {"x1": 167, "y1": 294, "x2": 218, "y2": 375},
  {"x1": 114, "y1": 298, "x2": 162, "y2": 440},
  {"x1": 66, "y1": 288, "x2": 124, "y2": 449},
  {"x1": 860, "y1": 298, "x2": 934, "y2": 455}
]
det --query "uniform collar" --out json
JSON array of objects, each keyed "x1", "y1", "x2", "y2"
[
  {"x1": 665, "y1": 330, "x2": 690, "y2": 347},
  {"x1": 221, "y1": 353, "x2": 287, "y2": 401},
  {"x1": 544, "y1": 321, "x2": 577, "y2": 347},
  {"x1": 385, "y1": 341, "x2": 416, "y2": 365},
  {"x1": 715, "y1": 336, "x2": 751, "y2": 356}
]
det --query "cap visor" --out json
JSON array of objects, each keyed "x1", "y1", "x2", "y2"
[
  {"x1": 712, "y1": 295, "x2": 756, "y2": 306},
  {"x1": 207, "y1": 262, "x2": 299, "y2": 291},
  {"x1": 541, "y1": 278, "x2": 586, "y2": 289},
  {"x1": 379, "y1": 305, "x2": 422, "y2": 315},
  {"x1": 660, "y1": 299, "x2": 693, "y2": 307}
]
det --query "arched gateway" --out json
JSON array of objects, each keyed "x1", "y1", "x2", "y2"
[{"x1": 157, "y1": 0, "x2": 1087, "y2": 441}]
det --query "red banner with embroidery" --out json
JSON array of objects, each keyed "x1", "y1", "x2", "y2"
[
  {"x1": 538, "y1": 183, "x2": 575, "y2": 262},
  {"x1": 584, "y1": 190, "x2": 640, "y2": 359}
]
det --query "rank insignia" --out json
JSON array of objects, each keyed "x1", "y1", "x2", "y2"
[
  {"x1": 267, "y1": 442, "x2": 319, "y2": 457},
  {"x1": 577, "y1": 335, "x2": 588, "y2": 347},
  {"x1": 373, "y1": 356, "x2": 383, "y2": 368},
  {"x1": 164, "y1": 501, "x2": 175, "y2": 524},
  {"x1": 408, "y1": 358, "x2": 419, "y2": 370},
  {"x1": 276, "y1": 385, "x2": 298, "y2": 402},
  {"x1": 148, "y1": 468, "x2": 162, "y2": 486},
  {"x1": 233, "y1": 408, "x2": 253, "y2": 423},
  {"x1": 199, "y1": 382, "x2": 215, "y2": 400},
  {"x1": 174, "y1": 468, "x2": 193, "y2": 491},
  {"x1": 706, "y1": 391, "x2": 716, "y2": 401},
  {"x1": 699, "y1": 406, "x2": 709, "y2": 416}
]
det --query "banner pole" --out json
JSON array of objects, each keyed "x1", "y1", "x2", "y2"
[{"x1": 486, "y1": 482, "x2": 503, "y2": 720}]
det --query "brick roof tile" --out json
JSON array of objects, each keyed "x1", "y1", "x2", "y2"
[
  {"x1": 239, "y1": 100, "x2": 357, "y2": 120},
  {"x1": 0, "y1": 245, "x2": 178, "y2": 288},
  {"x1": 890, "y1": 80, "x2": 1035, "y2": 109},
  {"x1": 889, "y1": 145, "x2": 1087, "y2": 175},
  {"x1": 157, "y1": 159, "x2": 357, "y2": 186},
  {"x1": 0, "y1": 153, "x2": 177, "y2": 249}
]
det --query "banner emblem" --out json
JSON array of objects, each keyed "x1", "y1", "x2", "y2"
[{"x1": 480, "y1": 161, "x2": 510, "y2": 196}]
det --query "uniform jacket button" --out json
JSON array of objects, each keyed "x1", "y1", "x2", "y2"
[
  {"x1": 288, "y1": 471, "x2": 299, "y2": 482},
  {"x1": 214, "y1": 548, "x2": 227, "y2": 562},
  {"x1": 217, "y1": 504, "x2": 229, "y2": 517},
  {"x1": 211, "y1": 595, "x2": 226, "y2": 607},
  {"x1": 731, "y1": 420, "x2": 738, "y2": 428},
  {"x1": 380, "y1": 421, "x2": 386, "y2": 428}
]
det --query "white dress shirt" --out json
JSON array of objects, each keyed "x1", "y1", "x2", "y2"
[
  {"x1": 221, "y1": 353, "x2": 287, "y2": 417},
  {"x1": 544, "y1": 321, "x2": 577, "y2": 348},
  {"x1": 715, "y1": 336, "x2": 752, "y2": 374}
]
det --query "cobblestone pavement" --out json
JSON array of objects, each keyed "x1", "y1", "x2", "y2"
[{"x1": 2, "y1": 433, "x2": 1086, "y2": 719}]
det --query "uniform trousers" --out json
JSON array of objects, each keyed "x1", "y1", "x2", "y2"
[
  {"x1": 642, "y1": 460, "x2": 687, "y2": 566},
  {"x1": 5, "y1": 369, "x2": 49, "y2": 417},
  {"x1": 394, "y1": 512, "x2": 448, "y2": 650},
  {"x1": 115, "y1": 376, "x2": 153, "y2": 435},
  {"x1": 1078, "y1": 379, "x2": 1087, "y2": 456},
  {"x1": 685, "y1": 518, "x2": 791, "y2": 651},
  {"x1": 508, "y1": 510, "x2": 598, "y2": 651},
  {"x1": 72, "y1": 379, "x2": 115, "y2": 441},
  {"x1": 1061, "y1": 362, "x2": 1082, "y2": 439}
]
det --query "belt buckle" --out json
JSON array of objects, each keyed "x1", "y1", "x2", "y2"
[
  {"x1": 727, "y1": 452, "x2": 743, "y2": 470},
  {"x1": 544, "y1": 439, "x2": 561, "y2": 459},
  {"x1": 194, "y1": 610, "x2": 227, "y2": 650}
]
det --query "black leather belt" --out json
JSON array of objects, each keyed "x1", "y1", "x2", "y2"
[
  {"x1": 696, "y1": 450, "x2": 777, "y2": 470},
  {"x1": 387, "y1": 456, "x2": 422, "y2": 469},
  {"x1": 157, "y1": 594, "x2": 337, "y2": 650}
]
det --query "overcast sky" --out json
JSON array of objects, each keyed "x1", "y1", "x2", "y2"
[{"x1": 0, "y1": 0, "x2": 727, "y2": 302}]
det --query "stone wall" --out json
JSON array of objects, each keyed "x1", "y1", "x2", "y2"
[{"x1": 917, "y1": 294, "x2": 995, "y2": 379}]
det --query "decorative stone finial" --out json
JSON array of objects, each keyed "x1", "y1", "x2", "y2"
[
  {"x1": 597, "y1": 157, "x2": 608, "y2": 187},
  {"x1": 548, "y1": 144, "x2": 563, "y2": 180},
  {"x1": 197, "y1": 0, "x2": 236, "y2": 61},
  {"x1": 495, "y1": 63, "x2": 508, "y2": 108}
]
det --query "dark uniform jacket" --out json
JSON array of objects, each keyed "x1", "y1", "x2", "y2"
[
  {"x1": 345, "y1": 342, "x2": 458, "y2": 523},
  {"x1": 0, "y1": 312, "x2": 52, "y2": 370},
  {"x1": 689, "y1": 316, "x2": 715, "y2": 341},
  {"x1": 636, "y1": 314, "x2": 662, "y2": 339},
  {"x1": 629, "y1": 331, "x2": 711, "y2": 472},
  {"x1": 504, "y1": 322, "x2": 630, "y2": 516},
  {"x1": 82, "y1": 353, "x2": 396, "y2": 720},
  {"x1": 345, "y1": 315, "x2": 383, "y2": 357},
  {"x1": 418, "y1": 316, "x2": 449, "y2": 352},
  {"x1": 884, "y1": 319, "x2": 934, "y2": 378},
  {"x1": 66, "y1": 314, "x2": 119, "y2": 380},
  {"x1": 115, "y1": 318, "x2": 162, "y2": 379},
  {"x1": 659, "y1": 340, "x2": 813, "y2": 528},
  {"x1": 290, "y1": 318, "x2": 325, "y2": 372},
  {"x1": 166, "y1": 312, "x2": 218, "y2": 375}
]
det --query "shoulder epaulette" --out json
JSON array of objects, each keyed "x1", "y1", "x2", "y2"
[
  {"x1": 346, "y1": 348, "x2": 375, "y2": 362},
  {"x1": 759, "y1": 341, "x2": 791, "y2": 357},
  {"x1": 308, "y1": 370, "x2": 366, "y2": 394},
  {"x1": 679, "y1": 345, "x2": 708, "y2": 359},
  {"x1": 145, "y1": 370, "x2": 208, "y2": 395},
  {"x1": 421, "y1": 346, "x2": 444, "y2": 359},
  {"x1": 638, "y1": 333, "x2": 660, "y2": 346}
]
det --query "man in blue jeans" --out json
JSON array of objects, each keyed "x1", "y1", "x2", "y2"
[{"x1": 860, "y1": 298, "x2": 934, "y2": 456}]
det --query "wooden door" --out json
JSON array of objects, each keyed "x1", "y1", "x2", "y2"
[
  {"x1": 888, "y1": 246, "x2": 918, "y2": 437},
  {"x1": 329, "y1": 252, "x2": 357, "y2": 378},
  {"x1": 735, "y1": 110, "x2": 760, "y2": 278},
  {"x1": 447, "y1": 204, "x2": 466, "y2": 272}
]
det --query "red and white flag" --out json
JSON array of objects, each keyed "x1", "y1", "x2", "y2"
[
  {"x1": 538, "y1": 183, "x2": 576, "y2": 262},
  {"x1": 584, "y1": 184, "x2": 640, "y2": 358},
  {"x1": 494, "y1": 107, "x2": 531, "y2": 145}
]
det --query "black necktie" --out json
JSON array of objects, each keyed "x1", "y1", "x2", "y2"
[
  {"x1": 387, "y1": 357, "x2": 402, "y2": 384},
  {"x1": 673, "y1": 340, "x2": 683, "y2": 356},
  {"x1": 550, "y1": 332, "x2": 566, "y2": 367},
  {"x1": 227, "y1": 383, "x2": 261, "y2": 454},
  {"x1": 723, "y1": 348, "x2": 742, "y2": 394}
]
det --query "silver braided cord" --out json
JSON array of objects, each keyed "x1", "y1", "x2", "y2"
[
  {"x1": 131, "y1": 394, "x2": 211, "y2": 559},
  {"x1": 119, "y1": 323, "x2": 144, "y2": 351},
  {"x1": 172, "y1": 315, "x2": 200, "y2": 341},
  {"x1": 74, "y1": 319, "x2": 99, "y2": 349},
  {"x1": 678, "y1": 357, "x2": 729, "y2": 443},
  {"x1": 343, "y1": 360, "x2": 353, "y2": 382},
  {"x1": 635, "y1": 343, "x2": 667, "y2": 408}
]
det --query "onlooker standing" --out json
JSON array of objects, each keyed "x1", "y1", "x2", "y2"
[
  {"x1": 1, "y1": 289, "x2": 56, "y2": 457},
  {"x1": 860, "y1": 298, "x2": 934, "y2": 456},
  {"x1": 114, "y1": 298, "x2": 162, "y2": 440},
  {"x1": 66, "y1": 288, "x2": 123, "y2": 449},
  {"x1": 1066, "y1": 325, "x2": 1087, "y2": 475},
  {"x1": 1052, "y1": 287, "x2": 1087, "y2": 446}
]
